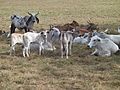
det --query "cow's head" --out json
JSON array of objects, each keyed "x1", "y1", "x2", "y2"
[
  {"x1": 27, "y1": 12, "x2": 39, "y2": 25},
  {"x1": 87, "y1": 35, "x2": 101, "y2": 48},
  {"x1": 41, "y1": 30, "x2": 49, "y2": 42}
]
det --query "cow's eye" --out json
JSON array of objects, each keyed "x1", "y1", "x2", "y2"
[
  {"x1": 97, "y1": 39, "x2": 100, "y2": 42},
  {"x1": 41, "y1": 32, "x2": 43, "y2": 34},
  {"x1": 93, "y1": 40, "x2": 96, "y2": 41}
]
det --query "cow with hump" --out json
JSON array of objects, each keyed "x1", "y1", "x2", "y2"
[{"x1": 87, "y1": 35, "x2": 119, "y2": 56}]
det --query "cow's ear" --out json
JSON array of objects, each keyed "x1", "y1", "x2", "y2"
[
  {"x1": 35, "y1": 17, "x2": 39, "y2": 23},
  {"x1": 97, "y1": 39, "x2": 101, "y2": 42}
]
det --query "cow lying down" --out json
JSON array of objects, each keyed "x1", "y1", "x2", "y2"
[
  {"x1": 73, "y1": 33, "x2": 89, "y2": 44},
  {"x1": 30, "y1": 42, "x2": 56, "y2": 53},
  {"x1": 93, "y1": 31, "x2": 120, "y2": 46},
  {"x1": 88, "y1": 35, "x2": 119, "y2": 56}
]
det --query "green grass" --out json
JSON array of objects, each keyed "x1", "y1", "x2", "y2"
[{"x1": 0, "y1": 0, "x2": 120, "y2": 90}]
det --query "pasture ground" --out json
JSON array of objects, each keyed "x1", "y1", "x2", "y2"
[{"x1": 0, "y1": 0, "x2": 120, "y2": 90}]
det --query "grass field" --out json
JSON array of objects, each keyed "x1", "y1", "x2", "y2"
[{"x1": 0, "y1": 0, "x2": 120, "y2": 90}]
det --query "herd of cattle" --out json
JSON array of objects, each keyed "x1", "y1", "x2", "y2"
[{"x1": 1, "y1": 12, "x2": 120, "y2": 59}]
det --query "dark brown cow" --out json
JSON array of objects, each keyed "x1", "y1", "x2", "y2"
[
  {"x1": 50, "y1": 20, "x2": 79, "y2": 31},
  {"x1": 75, "y1": 21, "x2": 99, "y2": 36},
  {"x1": 50, "y1": 20, "x2": 98, "y2": 37}
]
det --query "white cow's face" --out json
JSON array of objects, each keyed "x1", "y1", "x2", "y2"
[
  {"x1": 88, "y1": 35, "x2": 101, "y2": 48},
  {"x1": 41, "y1": 30, "x2": 49, "y2": 40}
]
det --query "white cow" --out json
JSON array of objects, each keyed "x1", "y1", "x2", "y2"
[
  {"x1": 10, "y1": 33, "x2": 23, "y2": 55},
  {"x1": 22, "y1": 30, "x2": 50, "y2": 57},
  {"x1": 88, "y1": 35, "x2": 119, "y2": 56},
  {"x1": 73, "y1": 33, "x2": 89, "y2": 44},
  {"x1": 10, "y1": 30, "x2": 55, "y2": 57},
  {"x1": 94, "y1": 31, "x2": 120, "y2": 46}
]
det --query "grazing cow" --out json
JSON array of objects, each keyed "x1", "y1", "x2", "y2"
[
  {"x1": 10, "y1": 12, "x2": 39, "y2": 34},
  {"x1": 22, "y1": 30, "x2": 49, "y2": 57},
  {"x1": 87, "y1": 35, "x2": 119, "y2": 56}
]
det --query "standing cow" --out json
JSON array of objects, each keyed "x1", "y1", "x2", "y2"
[{"x1": 10, "y1": 12, "x2": 39, "y2": 34}]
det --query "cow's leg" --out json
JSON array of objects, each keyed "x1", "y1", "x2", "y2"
[
  {"x1": 26, "y1": 43, "x2": 30, "y2": 57},
  {"x1": 13, "y1": 46, "x2": 15, "y2": 56},
  {"x1": 23, "y1": 43, "x2": 30, "y2": 57},
  {"x1": 28, "y1": 47, "x2": 30, "y2": 55},
  {"x1": 10, "y1": 45, "x2": 14, "y2": 55},
  {"x1": 39, "y1": 46, "x2": 42, "y2": 55},
  {"x1": 23, "y1": 47, "x2": 26, "y2": 57},
  {"x1": 61, "y1": 42, "x2": 64, "y2": 58},
  {"x1": 39, "y1": 43, "x2": 42, "y2": 55},
  {"x1": 26, "y1": 47, "x2": 30, "y2": 57},
  {"x1": 10, "y1": 42, "x2": 16, "y2": 56},
  {"x1": 42, "y1": 47, "x2": 44, "y2": 55},
  {"x1": 91, "y1": 49, "x2": 98, "y2": 56},
  {"x1": 65, "y1": 43, "x2": 69, "y2": 59},
  {"x1": 24, "y1": 27, "x2": 28, "y2": 33},
  {"x1": 10, "y1": 24, "x2": 16, "y2": 34},
  {"x1": 69, "y1": 41, "x2": 72, "y2": 56},
  {"x1": 27, "y1": 28, "x2": 30, "y2": 32}
]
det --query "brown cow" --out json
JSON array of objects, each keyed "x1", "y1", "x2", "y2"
[
  {"x1": 75, "y1": 21, "x2": 99, "y2": 36},
  {"x1": 50, "y1": 20, "x2": 79, "y2": 31}
]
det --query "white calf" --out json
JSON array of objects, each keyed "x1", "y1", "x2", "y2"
[
  {"x1": 22, "y1": 30, "x2": 49, "y2": 57},
  {"x1": 88, "y1": 35, "x2": 119, "y2": 56},
  {"x1": 10, "y1": 33, "x2": 23, "y2": 55}
]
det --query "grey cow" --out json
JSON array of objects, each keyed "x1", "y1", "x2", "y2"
[{"x1": 10, "y1": 12, "x2": 39, "y2": 34}]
